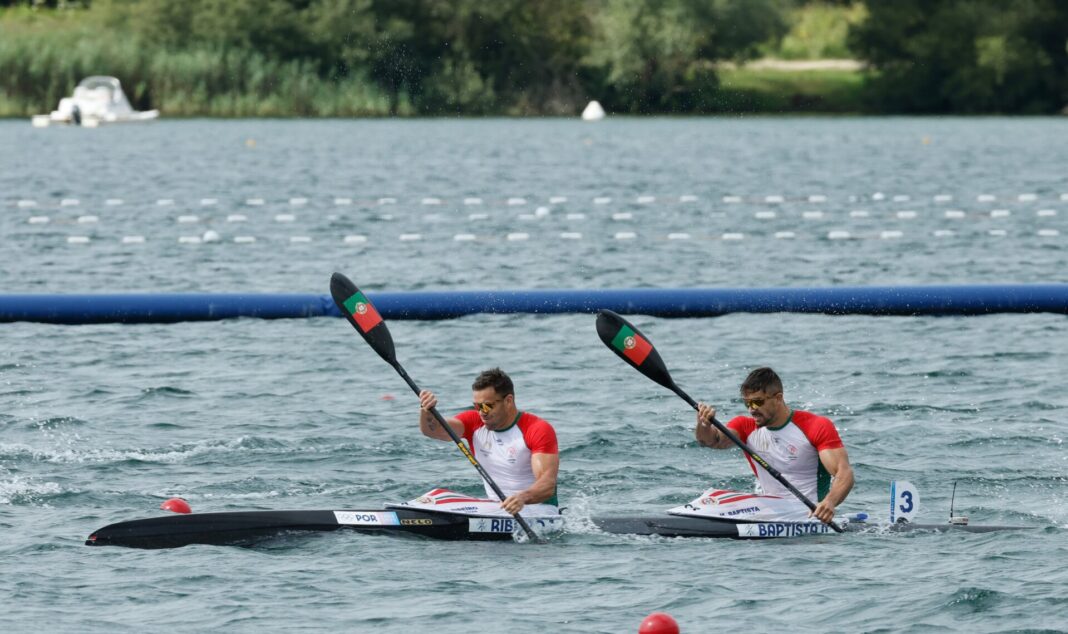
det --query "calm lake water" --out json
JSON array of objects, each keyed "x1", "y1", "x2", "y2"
[{"x1": 2, "y1": 118, "x2": 1066, "y2": 633}]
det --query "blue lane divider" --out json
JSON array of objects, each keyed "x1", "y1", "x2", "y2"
[{"x1": 1, "y1": 285, "x2": 1066, "y2": 324}]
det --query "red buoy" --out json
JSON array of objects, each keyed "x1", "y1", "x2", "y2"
[
  {"x1": 380, "y1": 394, "x2": 396, "y2": 401},
  {"x1": 639, "y1": 612, "x2": 680, "y2": 634},
  {"x1": 160, "y1": 497, "x2": 192, "y2": 514}
]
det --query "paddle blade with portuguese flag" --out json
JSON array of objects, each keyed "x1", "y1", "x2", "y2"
[
  {"x1": 595, "y1": 309, "x2": 676, "y2": 392},
  {"x1": 330, "y1": 272, "x2": 397, "y2": 366}
]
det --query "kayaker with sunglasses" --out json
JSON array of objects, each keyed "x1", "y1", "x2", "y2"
[
  {"x1": 418, "y1": 368, "x2": 560, "y2": 516},
  {"x1": 695, "y1": 367, "x2": 854, "y2": 525}
]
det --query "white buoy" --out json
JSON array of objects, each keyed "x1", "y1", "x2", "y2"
[
  {"x1": 122, "y1": 235, "x2": 145, "y2": 244},
  {"x1": 334, "y1": 198, "x2": 352, "y2": 206},
  {"x1": 828, "y1": 230, "x2": 851, "y2": 240},
  {"x1": 560, "y1": 232, "x2": 583, "y2": 240},
  {"x1": 202, "y1": 230, "x2": 221, "y2": 243},
  {"x1": 227, "y1": 214, "x2": 247, "y2": 222},
  {"x1": 178, "y1": 215, "x2": 199, "y2": 223},
  {"x1": 549, "y1": 196, "x2": 568, "y2": 204},
  {"x1": 667, "y1": 233, "x2": 690, "y2": 240},
  {"x1": 614, "y1": 232, "x2": 636, "y2": 240},
  {"x1": 1038, "y1": 229, "x2": 1060, "y2": 237},
  {"x1": 945, "y1": 210, "x2": 965, "y2": 219},
  {"x1": 233, "y1": 236, "x2": 256, "y2": 243},
  {"x1": 722, "y1": 233, "x2": 745, "y2": 240},
  {"x1": 506, "y1": 232, "x2": 530, "y2": 241},
  {"x1": 453, "y1": 234, "x2": 477, "y2": 241},
  {"x1": 581, "y1": 100, "x2": 605, "y2": 121},
  {"x1": 611, "y1": 212, "x2": 632, "y2": 221},
  {"x1": 775, "y1": 231, "x2": 796, "y2": 239},
  {"x1": 849, "y1": 210, "x2": 869, "y2": 218},
  {"x1": 566, "y1": 213, "x2": 586, "y2": 220}
]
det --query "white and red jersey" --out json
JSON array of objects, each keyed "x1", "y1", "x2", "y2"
[
  {"x1": 726, "y1": 410, "x2": 843, "y2": 502},
  {"x1": 455, "y1": 410, "x2": 559, "y2": 506}
]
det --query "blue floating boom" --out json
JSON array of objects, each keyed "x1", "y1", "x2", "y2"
[{"x1": 0, "y1": 285, "x2": 1065, "y2": 324}]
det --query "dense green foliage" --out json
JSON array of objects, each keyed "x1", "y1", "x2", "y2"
[
  {"x1": 850, "y1": 0, "x2": 1068, "y2": 113},
  {"x1": 2, "y1": 0, "x2": 1067, "y2": 116}
]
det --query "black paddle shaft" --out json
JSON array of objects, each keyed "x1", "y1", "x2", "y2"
[
  {"x1": 595, "y1": 309, "x2": 843, "y2": 533},
  {"x1": 329, "y1": 272, "x2": 544, "y2": 543}
]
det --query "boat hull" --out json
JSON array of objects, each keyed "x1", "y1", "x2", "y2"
[
  {"x1": 86, "y1": 508, "x2": 536, "y2": 549},
  {"x1": 592, "y1": 514, "x2": 1034, "y2": 538}
]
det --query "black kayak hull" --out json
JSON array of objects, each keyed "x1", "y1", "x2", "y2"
[
  {"x1": 87, "y1": 508, "x2": 532, "y2": 549},
  {"x1": 592, "y1": 515, "x2": 1035, "y2": 538}
]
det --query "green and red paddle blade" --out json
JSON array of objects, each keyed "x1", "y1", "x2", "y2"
[
  {"x1": 330, "y1": 272, "x2": 397, "y2": 366},
  {"x1": 595, "y1": 310, "x2": 677, "y2": 393}
]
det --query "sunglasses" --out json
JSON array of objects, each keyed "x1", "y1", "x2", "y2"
[
  {"x1": 472, "y1": 399, "x2": 503, "y2": 414},
  {"x1": 742, "y1": 393, "x2": 780, "y2": 409}
]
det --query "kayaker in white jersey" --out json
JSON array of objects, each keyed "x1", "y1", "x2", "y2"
[
  {"x1": 695, "y1": 367, "x2": 854, "y2": 524},
  {"x1": 418, "y1": 368, "x2": 560, "y2": 516}
]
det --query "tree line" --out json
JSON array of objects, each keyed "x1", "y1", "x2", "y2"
[{"x1": 2, "y1": 0, "x2": 1066, "y2": 116}]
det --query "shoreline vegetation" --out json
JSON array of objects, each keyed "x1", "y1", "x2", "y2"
[{"x1": 3, "y1": 1, "x2": 1066, "y2": 119}]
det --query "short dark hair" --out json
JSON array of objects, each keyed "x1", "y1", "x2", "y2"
[
  {"x1": 740, "y1": 367, "x2": 783, "y2": 395},
  {"x1": 472, "y1": 368, "x2": 514, "y2": 397}
]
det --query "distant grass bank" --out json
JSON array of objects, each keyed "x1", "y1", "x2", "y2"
[
  {"x1": 712, "y1": 67, "x2": 866, "y2": 114},
  {"x1": 3, "y1": 64, "x2": 868, "y2": 118}
]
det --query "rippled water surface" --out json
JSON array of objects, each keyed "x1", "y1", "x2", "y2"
[{"x1": 2, "y1": 118, "x2": 1067, "y2": 633}]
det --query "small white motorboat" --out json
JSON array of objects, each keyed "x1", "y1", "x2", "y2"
[{"x1": 32, "y1": 76, "x2": 159, "y2": 128}]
